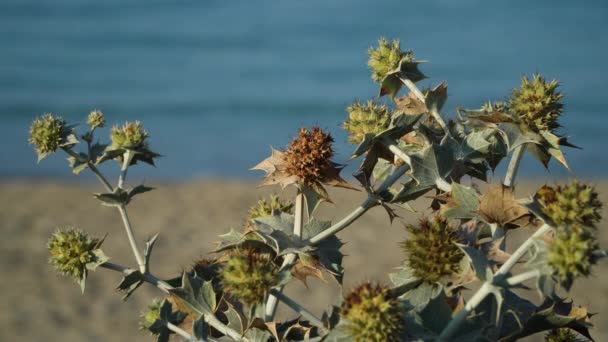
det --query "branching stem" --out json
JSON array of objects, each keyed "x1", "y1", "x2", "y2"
[
  {"x1": 166, "y1": 322, "x2": 194, "y2": 340},
  {"x1": 63, "y1": 147, "x2": 114, "y2": 192},
  {"x1": 504, "y1": 145, "x2": 524, "y2": 188},
  {"x1": 400, "y1": 77, "x2": 450, "y2": 136},
  {"x1": 269, "y1": 289, "x2": 326, "y2": 333},
  {"x1": 118, "y1": 205, "x2": 146, "y2": 272}
]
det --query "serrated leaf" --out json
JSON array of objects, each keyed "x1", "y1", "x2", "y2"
[
  {"x1": 419, "y1": 290, "x2": 453, "y2": 334},
  {"x1": 128, "y1": 184, "x2": 155, "y2": 201},
  {"x1": 93, "y1": 189, "x2": 130, "y2": 207},
  {"x1": 424, "y1": 82, "x2": 448, "y2": 114},
  {"x1": 442, "y1": 183, "x2": 480, "y2": 219},
  {"x1": 85, "y1": 249, "x2": 109, "y2": 272},
  {"x1": 478, "y1": 184, "x2": 532, "y2": 229},
  {"x1": 224, "y1": 304, "x2": 244, "y2": 334},
  {"x1": 116, "y1": 270, "x2": 144, "y2": 301},
  {"x1": 244, "y1": 327, "x2": 273, "y2": 342},
  {"x1": 192, "y1": 316, "x2": 209, "y2": 341},
  {"x1": 399, "y1": 282, "x2": 443, "y2": 310},
  {"x1": 457, "y1": 244, "x2": 492, "y2": 282},
  {"x1": 169, "y1": 273, "x2": 217, "y2": 316}
]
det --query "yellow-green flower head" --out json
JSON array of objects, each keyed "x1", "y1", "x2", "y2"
[
  {"x1": 47, "y1": 227, "x2": 100, "y2": 281},
  {"x1": 219, "y1": 249, "x2": 279, "y2": 304},
  {"x1": 368, "y1": 38, "x2": 414, "y2": 83},
  {"x1": 402, "y1": 216, "x2": 463, "y2": 283},
  {"x1": 28, "y1": 113, "x2": 68, "y2": 155},
  {"x1": 341, "y1": 283, "x2": 403, "y2": 342},
  {"x1": 343, "y1": 100, "x2": 392, "y2": 144},
  {"x1": 547, "y1": 229, "x2": 598, "y2": 289},
  {"x1": 110, "y1": 121, "x2": 149, "y2": 149},
  {"x1": 535, "y1": 181, "x2": 602, "y2": 229},
  {"x1": 248, "y1": 195, "x2": 294, "y2": 221},
  {"x1": 139, "y1": 298, "x2": 162, "y2": 331},
  {"x1": 87, "y1": 110, "x2": 105, "y2": 129},
  {"x1": 509, "y1": 73, "x2": 564, "y2": 132},
  {"x1": 545, "y1": 328, "x2": 580, "y2": 342}
]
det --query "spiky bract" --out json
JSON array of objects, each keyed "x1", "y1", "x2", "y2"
[
  {"x1": 343, "y1": 100, "x2": 392, "y2": 143},
  {"x1": 341, "y1": 283, "x2": 403, "y2": 342},
  {"x1": 110, "y1": 121, "x2": 149, "y2": 150},
  {"x1": 47, "y1": 227, "x2": 100, "y2": 281},
  {"x1": 536, "y1": 181, "x2": 602, "y2": 229},
  {"x1": 402, "y1": 217, "x2": 463, "y2": 283},
  {"x1": 284, "y1": 127, "x2": 335, "y2": 186},
  {"x1": 219, "y1": 249, "x2": 279, "y2": 304},
  {"x1": 87, "y1": 110, "x2": 105, "y2": 129},
  {"x1": 29, "y1": 113, "x2": 69, "y2": 155},
  {"x1": 545, "y1": 328, "x2": 580, "y2": 342},
  {"x1": 509, "y1": 74, "x2": 563, "y2": 132},
  {"x1": 368, "y1": 38, "x2": 414, "y2": 83},
  {"x1": 248, "y1": 195, "x2": 294, "y2": 221},
  {"x1": 139, "y1": 298, "x2": 162, "y2": 331}
]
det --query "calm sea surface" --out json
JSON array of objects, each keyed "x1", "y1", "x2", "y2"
[{"x1": 1, "y1": 0, "x2": 607, "y2": 181}]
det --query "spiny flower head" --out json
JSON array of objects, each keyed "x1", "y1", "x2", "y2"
[
  {"x1": 509, "y1": 73, "x2": 563, "y2": 132},
  {"x1": 87, "y1": 110, "x2": 105, "y2": 129},
  {"x1": 29, "y1": 113, "x2": 69, "y2": 156},
  {"x1": 47, "y1": 227, "x2": 101, "y2": 282},
  {"x1": 139, "y1": 298, "x2": 162, "y2": 331},
  {"x1": 248, "y1": 195, "x2": 294, "y2": 221},
  {"x1": 284, "y1": 127, "x2": 335, "y2": 186},
  {"x1": 535, "y1": 181, "x2": 602, "y2": 229},
  {"x1": 191, "y1": 257, "x2": 220, "y2": 280},
  {"x1": 402, "y1": 217, "x2": 463, "y2": 283},
  {"x1": 547, "y1": 229, "x2": 598, "y2": 289},
  {"x1": 341, "y1": 283, "x2": 403, "y2": 342},
  {"x1": 219, "y1": 249, "x2": 279, "y2": 304},
  {"x1": 110, "y1": 121, "x2": 149, "y2": 149},
  {"x1": 545, "y1": 328, "x2": 580, "y2": 342},
  {"x1": 343, "y1": 100, "x2": 392, "y2": 144},
  {"x1": 368, "y1": 38, "x2": 414, "y2": 83}
]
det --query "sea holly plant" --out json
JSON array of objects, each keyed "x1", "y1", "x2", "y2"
[{"x1": 29, "y1": 37, "x2": 606, "y2": 342}]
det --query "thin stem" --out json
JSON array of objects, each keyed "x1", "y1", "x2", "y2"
[
  {"x1": 269, "y1": 289, "x2": 326, "y2": 332},
  {"x1": 504, "y1": 269, "x2": 541, "y2": 287},
  {"x1": 118, "y1": 150, "x2": 134, "y2": 189},
  {"x1": 386, "y1": 144, "x2": 412, "y2": 166},
  {"x1": 166, "y1": 321, "x2": 193, "y2": 340},
  {"x1": 438, "y1": 224, "x2": 552, "y2": 341},
  {"x1": 504, "y1": 145, "x2": 524, "y2": 188},
  {"x1": 308, "y1": 163, "x2": 409, "y2": 245},
  {"x1": 294, "y1": 192, "x2": 304, "y2": 238},
  {"x1": 63, "y1": 147, "x2": 114, "y2": 192},
  {"x1": 117, "y1": 206, "x2": 146, "y2": 272}
]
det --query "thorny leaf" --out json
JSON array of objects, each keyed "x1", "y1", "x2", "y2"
[
  {"x1": 192, "y1": 316, "x2": 209, "y2": 341},
  {"x1": 441, "y1": 183, "x2": 480, "y2": 219},
  {"x1": 379, "y1": 58, "x2": 427, "y2": 99},
  {"x1": 292, "y1": 254, "x2": 326, "y2": 287},
  {"x1": 116, "y1": 269, "x2": 144, "y2": 301},
  {"x1": 396, "y1": 91, "x2": 428, "y2": 115},
  {"x1": 424, "y1": 82, "x2": 448, "y2": 114},
  {"x1": 148, "y1": 299, "x2": 188, "y2": 342},
  {"x1": 169, "y1": 273, "x2": 217, "y2": 317},
  {"x1": 478, "y1": 184, "x2": 533, "y2": 229},
  {"x1": 457, "y1": 244, "x2": 492, "y2": 282}
]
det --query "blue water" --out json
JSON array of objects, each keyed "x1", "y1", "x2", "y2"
[{"x1": 1, "y1": 0, "x2": 607, "y2": 181}]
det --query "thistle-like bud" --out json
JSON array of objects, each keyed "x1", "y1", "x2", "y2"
[
  {"x1": 28, "y1": 113, "x2": 69, "y2": 156},
  {"x1": 368, "y1": 38, "x2": 414, "y2": 83},
  {"x1": 343, "y1": 100, "x2": 392, "y2": 144},
  {"x1": 341, "y1": 283, "x2": 403, "y2": 342},
  {"x1": 110, "y1": 121, "x2": 149, "y2": 149},
  {"x1": 509, "y1": 74, "x2": 563, "y2": 132},
  {"x1": 219, "y1": 249, "x2": 279, "y2": 304},
  {"x1": 87, "y1": 110, "x2": 105, "y2": 129},
  {"x1": 547, "y1": 229, "x2": 597, "y2": 289},
  {"x1": 139, "y1": 298, "x2": 162, "y2": 331},
  {"x1": 535, "y1": 181, "x2": 602, "y2": 229},
  {"x1": 545, "y1": 328, "x2": 580, "y2": 342},
  {"x1": 401, "y1": 217, "x2": 463, "y2": 283},
  {"x1": 47, "y1": 227, "x2": 102, "y2": 282},
  {"x1": 248, "y1": 195, "x2": 294, "y2": 221},
  {"x1": 284, "y1": 127, "x2": 335, "y2": 186}
]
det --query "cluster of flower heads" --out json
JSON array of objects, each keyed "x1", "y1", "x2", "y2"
[
  {"x1": 341, "y1": 283, "x2": 403, "y2": 342},
  {"x1": 535, "y1": 181, "x2": 603, "y2": 288},
  {"x1": 401, "y1": 216, "x2": 464, "y2": 283}
]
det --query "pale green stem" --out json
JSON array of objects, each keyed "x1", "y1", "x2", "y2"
[
  {"x1": 438, "y1": 224, "x2": 552, "y2": 341},
  {"x1": 265, "y1": 192, "x2": 305, "y2": 321},
  {"x1": 118, "y1": 150, "x2": 134, "y2": 189},
  {"x1": 504, "y1": 269, "x2": 541, "y2": 286},
  {"x1": 504, "y1": 145, "x2": 524, "y2": 188},
  {"x1": 118, "y1": 205, "x2": 146, "y2": 272},
  {"x1": 63, "y1": 147, "x2": 114, "y2": 192},
  {"x1": 269, "y1": 289, "x2": 326, "y2": 332},
  {"x1": 99, "y1": 262, "x2": 246, "y2": 341},
  {"x1": 400, "y1": 77, "x2": 450, "y2": 136},
  {"x1": 309, "y1": 163, "x2": 409, "y2": 245},
  {"x1": 166, "y1": 322, "x2": 194, "y2": 340}
]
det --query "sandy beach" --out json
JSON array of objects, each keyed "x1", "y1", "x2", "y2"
[{"x1": 1, "y1": 178, "x2": 607, "y2": 341}]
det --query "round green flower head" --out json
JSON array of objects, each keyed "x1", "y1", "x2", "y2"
[
  {"x1": 220, "y1": 249, "x2": 279, "y2": 304},
  {"x1": 509, "y1": 73, "x2": 563, "y2": 132},
  {"x1": 28, "y1": 113, "x2": 68, "y2": 155},
  {"x1": 47, "y1": 227, "x2": 101, "y2": 282},
  {"x1": 248, "y1": 195, "x2": 294, "y2": 221},
  {"x1": 547, "y1": 229, "x2": 598, "y2": 289},
  {"x1": 535, "y1": 181, "x2": 602, "y2": 229},
  {"x1": 110, "y1": 121, "x2": 149, "y2": 149},
  {"x1": 368, "y1": 38, "x2": 414, "y2": 83},
  {"x1": 87, "y1": 110, "x2": 105, "y2": 129},
  {"x1": 545, "y1": 328, "x2": 580, "y2": 342},
  {"x1": 343, "y1": 100, "x2": 392, "y2": 144},
  {"x1": 402, "y1": 216, "x2": 463, "y2": 283},
  {"x1": 341, "y1": 283, "x2": 403, "y2": 342},
  {"x1": 139, "y1": 298, "x2": 162, "y2": 331}
]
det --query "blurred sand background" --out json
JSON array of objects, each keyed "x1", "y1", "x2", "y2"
[{"x1": 1, "y1": 178, "x2": 606, "y2": 341}]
